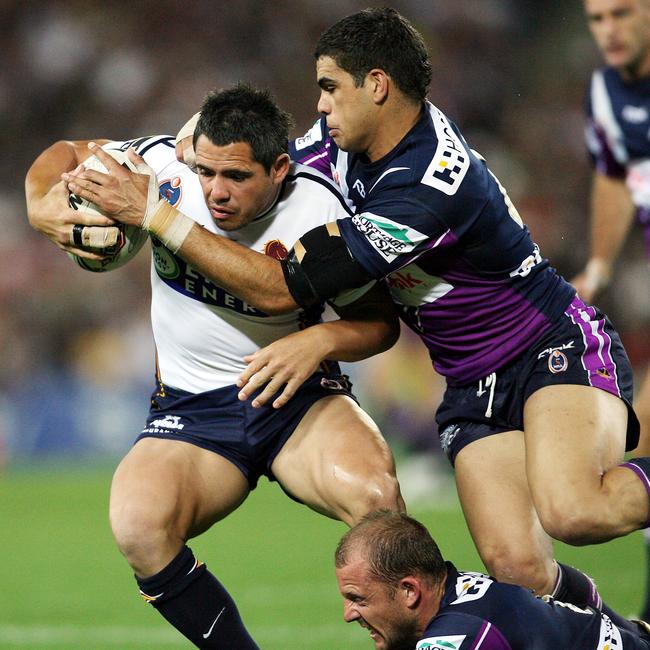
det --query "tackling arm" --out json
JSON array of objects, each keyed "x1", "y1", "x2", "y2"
[
  {"x1": 25, "y1": 139, "x2": 115, "y2": 257},
  {"x1": 572, "y1": 171, "x2": 635, "y2": 302},
  {"x1": 237, "y1": 282, "x2": 400, "y2": 408}
]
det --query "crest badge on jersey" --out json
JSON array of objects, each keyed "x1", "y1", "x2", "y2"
[
  {"x1": 159, "y1": 177, "x2": 183, "y2": 206},
  {"x1": 548, "y1": 350, "x2": 568, "y2": 374},
  {"x1": 263, "y1": 240, "x2": 289, "y2": 260}
]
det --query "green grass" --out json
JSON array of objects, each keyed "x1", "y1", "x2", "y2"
[{"x1": 0, "y1": 462, "x2": 644, "y2": 649}]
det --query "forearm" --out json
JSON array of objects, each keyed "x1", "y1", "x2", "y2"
[
  {"x1": 175, "y1": 222, "x2": 299, "y2": 314},
  {"x1": 588, "y1": 172, "x2": 635, "y2": 272},
  {"x1": 306, "y1": 316, "x2": 398, "y2": 362}
]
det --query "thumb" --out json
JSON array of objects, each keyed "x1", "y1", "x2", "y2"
[{"x1": 127, "y1": 147, "x2": 147, "y2": 170}]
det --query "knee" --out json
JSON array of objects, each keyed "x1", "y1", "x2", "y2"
[
  {"x1": 534, "y1": 497, "x2": 594, "y2": 545},
  {"x1": 346, "y1": 471, "x2": 405, "y2": 525},
  {"x1": 537, "y1": 508, "x2": 594, "y2": 546},
  {"x1": 109, "y1": 499, "x2": 171, "y2": 570},
  {"x1": 481, "y1": 544, "x2": 554, "y2": 594}
]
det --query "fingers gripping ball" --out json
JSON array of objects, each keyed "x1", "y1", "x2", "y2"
[{"x1": 67, "y1": 146, "x2": 152, "y2": 272}]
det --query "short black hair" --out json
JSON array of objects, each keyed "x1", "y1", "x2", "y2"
[
  {"x1": 194, "y1": 83, "x2": 293, "y2": 172},
  {"x1": 335, "y1": 510, "x2": 446, "y2": 593},
  {"x1": 314, "y1": 7, "x2": 431, "y2": 103}
]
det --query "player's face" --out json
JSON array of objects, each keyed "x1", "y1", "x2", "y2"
[
  {"x1": 336, "y1": 557, "x2": 418, "y2": 650},
  {"x1": 316, "y1": 56, "x2": 378, "y2": 155},
  {"x1": 585, "y1": 0, "x2": 650, "y2": 76},
  {"x1": 195, "y1": 136, "x2": 289, "y2": 231}
]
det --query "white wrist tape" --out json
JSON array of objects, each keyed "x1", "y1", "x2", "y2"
[
  {"x1": 144, "y1": 199, "x2": 194, "y2": 253},
  {"x1": 584, "y1": 258, "x2": 611, "y2": 291}
]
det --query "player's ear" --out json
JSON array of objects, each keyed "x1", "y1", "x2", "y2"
[
  {"x1": 398, "y1": 576, "x2": 422, "y2": 609},
  {"x1": 270, "y1": 153, "x2": 290, "y2": 185},
  {"x1": 366, "y1": 69, "x2": 389, "y2": 104}
]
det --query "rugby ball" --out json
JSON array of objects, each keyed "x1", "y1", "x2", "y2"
[{"x1": 67, "y1": 146, "x2": 151, "y2": 272}]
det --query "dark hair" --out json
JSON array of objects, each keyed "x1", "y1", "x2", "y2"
[
  {"x1": 194, "y1": 83, "x2": 293, "y2": 172},
  {"x1": 335, "y1": 510, "x2": 446, "y2": 592},
  {"x1": 314, "y1": 7, "x2": 431, "y2": 103}
]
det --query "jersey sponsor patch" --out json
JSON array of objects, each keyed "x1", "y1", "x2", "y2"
[
  {"x1": 293, "y1": 121, "x2": 323, "y2": 150},
  {"x1": 386, "y1": 265, "x2": 454, "y2": 306},
  {"x1": 597, "y1": 614, "x2": 623, "y2": 650},
  {"x1": 416, "y1": 635, "x2": 466, "y2": 650},
  {"x1": 351, "y1": 212, "x2": 428, "y2": 262},
  {"x1": 421, "y1": 106, "x2": 470, "y2": 195},
  {"x1": 450, "y1": 572, "x2": 493, "y2": 605}
]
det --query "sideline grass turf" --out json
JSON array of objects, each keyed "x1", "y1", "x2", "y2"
[{"x1": 0, "y1": 462, "x2": 643, "y2": 649}]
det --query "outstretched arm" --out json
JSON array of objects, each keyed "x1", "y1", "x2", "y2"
[
  {"x1": 571, "y1": 171, "x2": 635, "y2": 303},
  {"x1": 237, "y1": 283, "x2": 400, "y2": 408},
  {"x1": 25, "y1": 138, "x2": 116, "y2": 259}
]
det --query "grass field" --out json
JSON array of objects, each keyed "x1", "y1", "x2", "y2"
[{"x1": 0, "y1": 461, "x2": 644, "y2": 649}]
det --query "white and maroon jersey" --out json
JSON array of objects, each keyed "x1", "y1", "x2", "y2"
[
  {"x1": 290, "y1": 103, "x2": 576, "y2": 386},
  {"x1": 586, "y1": 67, "x2": 650, "y2": 256},
  {"x1": 107, "y1": 137, "x2": 354, "y2": 393}
]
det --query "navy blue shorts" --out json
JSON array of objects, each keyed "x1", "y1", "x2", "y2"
[
  {"x1": 436, "y1": 297, "x2": 640, "y2": 466},
  {"x1": 136, "y1": 371, "x2": 356, "y2": 488}
]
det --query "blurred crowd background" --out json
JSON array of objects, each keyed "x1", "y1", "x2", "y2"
[{"x1": 3, "y1": 1, "x2": 649, "y2": 469}]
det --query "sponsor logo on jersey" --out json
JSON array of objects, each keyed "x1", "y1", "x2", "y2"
[
  {"x1": 537, "y1": 341, "x2": 575, "y2": 360},
  {"x1": 508, "y1": 245, "x2": 542, "y2": 278},
  {"x1": 451, "y1": 572, "x2": 493, "y2": 604},
  {"x1": 416, "y1": 635, "x2": 466, "y2": 649},
  {"x1": 153, "y1": 242, "x2": 181, "y2": 279},
  {"x1": 622, "y1": 104, "x2": 648, "y2": 124},
  {"x1": 143, "y1": 414, "x2": 185, "y2": 435},
  {"x1": 159, "y1": 177, "x2": 183, "y2": 206},
  {"x1": 263, "y1": 239, "x2": 289, "y2": 260},
  {"x1": 386, "y1": 265, "x2": 454, "y2": 306},
  {"x1": 548, "y1": 350, "x2": 569, "y2": 374},
  {"x1": 351, "y1": 212, "x2": 427, "y2": 262},
  {"x1": 152, "y1": 241, "x2": 267, "y2": 316},
  {"x1": 596, "y1": 613, "x2": 623, "y2": 649},
  {"x1": 293, "y1": 121, "x2": 323, "y2": 150},
  {"x1": 421, "y1": 107, "x2": 469, "y2": 196}
]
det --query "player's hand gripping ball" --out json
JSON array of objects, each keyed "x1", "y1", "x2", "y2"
[{"x1": 67, "y1": 147, "x2": 151, "y2": 272}]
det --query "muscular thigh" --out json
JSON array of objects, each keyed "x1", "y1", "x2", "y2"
[
  {"x1": 455, "y1": 430, "x2": 556, "y2": 594},
  {"x1": 524, "y1": 384, "x2": 627, "y2": 505},
  {"x1": 271, "y1": 395, "x2": 402, "y2": 526},
  {"x1": 110, "y1": 437, "x2": 250, "y2": 540}
]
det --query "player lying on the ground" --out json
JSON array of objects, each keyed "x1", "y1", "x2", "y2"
[
  {"x1": 25, "y1": 83, "x2": 405, "y2": 650},
  {"x1": 335, "y1": 510, "x2": 650, "y2": 650}
]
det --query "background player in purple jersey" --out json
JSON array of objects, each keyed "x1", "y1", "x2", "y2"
[
  {"x1": 61, "y1": 7, "x2": 650, "y2": 613},
  {"x1": 334, "y1": 510, "x2": 650, "y2": 650},
  {"x1": 573, "y1": 0, "x2": 650, "y2": 620}
]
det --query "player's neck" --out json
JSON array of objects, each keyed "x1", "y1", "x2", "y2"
[
  {"x1": 618, "y1": 49, "x2": 650, "y2": 82},
  {"x1": 366, "y1": 101, "x2": 422, "y2": 163}
]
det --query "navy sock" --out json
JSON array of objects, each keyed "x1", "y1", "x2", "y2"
[
  {"x1": 553, "y1": 563, "x2": 640, "y2": 634},
  {"x1": 553, "y1": 562, "x2": 601, "y2": 609},
  {"x1": 136, "y1": 546, "x2": 259, "y2": 649}
]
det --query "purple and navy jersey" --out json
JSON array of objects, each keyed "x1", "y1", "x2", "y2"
[
  {"x1": 585, "y1": 67, "x2": 650, "y2": 255},
  {"x1": 418, "y1": 563, "x2": 648, "y2": 649},
  {"x1": 290, "y1": 103, "x2": 575, "y2": 385}
]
